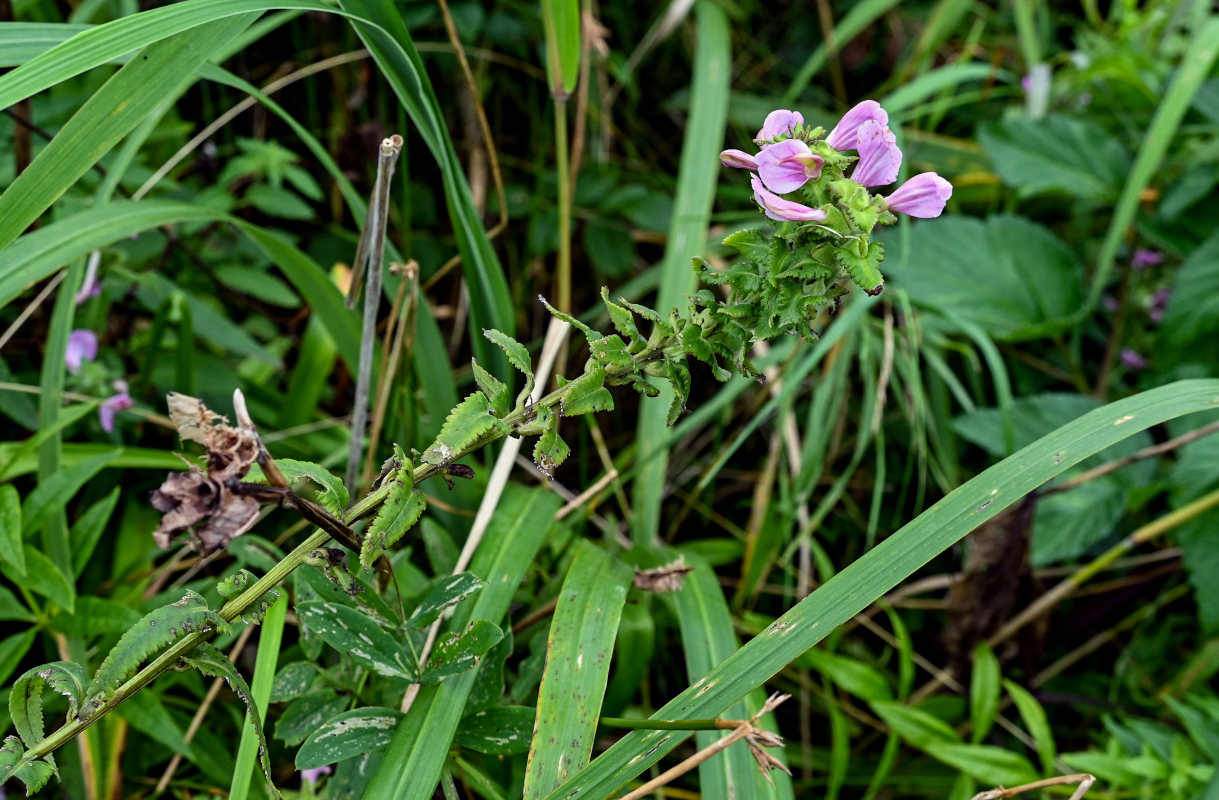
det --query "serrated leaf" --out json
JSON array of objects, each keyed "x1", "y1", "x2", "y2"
[
  {"x1": 274, "y1": 459, "x2": 350, "y2": 515},
  {"x1": 836, "y1": 240, "x2": 885, "y2": 297},
  {"x1": 721, "y1": 228, "x2": 770, "y2": 263},
  {"x1": 217, "y1": 568, "x2": 282, "y2": 625},
  {"x1": 296, "y1": 707, "x2": 404, "y2": 770},
  {"x1": 10, "y1": 661, "x2": 89, "y2": 750},
  {"x1": 538, "y1": 295, "x2": 600, "y2": 340},
  {"x1": 83, "y1": 589, "x2": 228, "y2": 718},
  {"x1": 514, "y1": 404, "x2": 555, "y2": 437},
  {"x1": 295, "y1": 601, "x2": 415, "y2": 680},
  {"x1": 0, "y1": 484, "x2": 24, "y2": 576},
  {"x1": 483, "y1": 328, "x2": 535, "y2": 402},
  {"x1": 558, "y1": 363, "x2": 614, "y2": 417},
  {"x1": 589, "y1": 334, "x2": 635, "y2": 369},
  {"x1": 181, "y1": 641, "x2": 281, "y2": 800},
  {"x1": 472, "y1": 360, "x2": 511, "y2": 417},
  {"x1": 534, "y1": 421, "x2": 570, "y2": 478},
  {"x1": 270, "y1": 661, "x2": 318, "y2": 703},
  {"x1": 666, "y1": 357, "x2": 691, "y2": 426},
  {"x1": 361, "y1": 459, "x2": 427, "y2": 572},
  {"x1": 421, "y1": 392, "x2": 508, "y2": 467},
  {"x1": 457, "y1": 706, "x2": 535, "y2": 755},
  {"x1": 406, "y1": 572, "x2": 486, "y2": 629},
  {"x1": 422, "y1": 620, "x2": 504, "y2": 683},
  {"x1": 600, "y1": 288, "x2": 642, "y2": 351},
  {"x1": 275, "y1": 690, "x2": 348, "y2": 746},
  {"x1": 0, "y1": 736, "x2": 55, "y2": 795}
]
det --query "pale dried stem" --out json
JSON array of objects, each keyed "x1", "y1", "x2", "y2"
[
  {"x1": 1043, "y1": 418, "x2": 1219, "y2": 495},
  {"x1": 970, "y1": 773, "x2": 1095, "y2": 800},
  {"x1": 0, "y1": 269, "x2": 64, "y2": 353}
]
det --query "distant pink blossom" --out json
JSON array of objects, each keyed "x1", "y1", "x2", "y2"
[
  {"x1": 65, "y1": 330, "x2": 98, "y2": 374},
  {"x1": 756, "y1": 139, "x2": 824, "y2": 194},
  {"x1": 825, "y1": 100, "x2": 888, "y2": 151},
  {"x1": 1132, "y1": 248, "x2": 1163, "y2": 270},
  {"x1": 1102, "y1": 294, "x2": 1120, "y2": 314},
  {"x1": 75, "y1": 276, "x2": 101, "y2": 305},
  {"x1": 755, "y1": 109, "x2": 803, "y2": 144},
  {"x1": 1120, "y1": 348, "x2": 1149, "y2": 370},
  {"x1": 851, "y1": 119, "x2": 902, "y2": 187},
  {"x1": 1149, "y1": 287, "x2": 1171, "y2": 324},
  {"x1": 719, "y1": 149, "x2": 758, "y2": 170},
  {"x1": 99, "y1": 381, "x2": 132, "y2": 432},
  {"x1": 883, "y1": 173, "x2": 953, "y2": 218},
  {"x1": 751, "y1": 175, "x2": 826, "y2": 222},
  {"x1": 301, "y1": 765, "x2": 333, "y2": 785}
]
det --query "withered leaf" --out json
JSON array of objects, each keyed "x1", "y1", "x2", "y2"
[{"x1": 633, "y1": 558, "x2": 694, "y2": 593}]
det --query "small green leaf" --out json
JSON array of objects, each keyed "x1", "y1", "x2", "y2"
[
  {"x1": 274, "y1": 459, "x2": 350, "y2": 515},
  {"x1": 799, "y1": 648, "x2": 893, "y2": 703},
  {"x1": 1004, "y1": 680, "x2": 1056, "y2": 774},
  {"x1": 472, "y1": 359, "x2": 511, "y2": 417},
  {"x1": 407, "y1": 572, "x2": 486, "y2": 629},
  {"x1": 924, "y1": 742, "x2": 1040, "y2": 788},
  {"x1": 589, "y1": 335, "x2": 634, "y2": 369},
  {"x1": 217, "y1": 568, "x2": 282, "y2": 625},
  {"x1": 19, "y1": 448, "x2": 119, "y2": 534},
  {"x1": 457, "y1": 706, "x2": 535, "y2": 755},
  {"x1": 48, "y1": 597, "x2": 139, "y2": 636},
  {"x1": 275, "y1": 690, "x2": 348, "y2": 746},
  {"x1": 2, "y1": 547, "x2": 75, "y2": 613},
  {"x1": 361, "y1": 457, "x2": 427, "y2": 572},
  {"x1": 538, "y1": 295, "x2": 601, "y2": 340},
  {"x1": 422, "y1": 620, "x2": 504, "y2": 684},
  {"x1": 0, "y1": 736, "x2": 56, "y2": 795},
  {"x1": 295, "y1": 601, "x2": 415, "y2": 680},
  {"x1": 533, "y1": 420, "x2": 571, "y2": 479},
  {"x1": 181, "y1": 641, "x2": 282, "y2": 800},
  {"x1": 69, "y1": 486, "x2": 120, "y2": 578},
  {"x1": 969, "y1": 643, "x2": 1000, "y2": 743},
  {"x1": 835, "y1": 239, "x2": 885, "y2": 297},
  {"x1": 296, "y1": 707, "x2": 404, "y2": 770},
  {"x1": 600, "y1": 288, "x2": 642, "y2": 350},
  {"x1": 871, "y1": 700, "x2": 961, "y2": 745},
  {"x1": 0, "y1": 484, "x2": 23, "y2": 576},
  {"x1": 421, "y1": 392, "x2": 508, "y2": 467},
  {"x1": 483, "y1": 328, "x2": 535, "y2": 401},
  {"x1": 558, "y1": 363, "x2": 614, "y2": 417},
  {"x1": 8, "y1": 651, "x2": 78, "y2": 752},
  {"x1": 270, "y1": 662, "x2": 318, "y2": 703}
]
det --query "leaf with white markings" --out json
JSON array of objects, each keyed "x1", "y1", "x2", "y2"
[
  {"x1": 422, "y1": 620, "x2": 504, "y2": 683},
  {"x1": 421, "y1": 392, "x2": 508, "y2": 467},
  {"x1": 181, "y1": 641, "x2": 282, "y2": 799},
  {"x1": 82, "y1": 590, "x2": 228, "y2": 719},
  {"x1": 296, "y1": 707, "x2": 404, "y2": 769},
  {"x1": 457, "y1": 706, "x2": 535, "y2": 755},
  {"x1": 270, "y1": 661, "x2": 318, "y2": 703},
  {"x1": 217, "y1": 568, "x2": 282, "y2": 625},
  {"x1": 295, "y1": 601, "x2": 415, "y2": 680},
  {"x1": 406, "y1": 572, "x2": 485, "y2": 629},
  {"x1": 276, "y1": 690, "x2": 348, "y2": 746},
  {"x1": 361, "y1": 454, "x2": 427, "y2": 571},
  {"x1": 9, "y1": 661, "x2": 88, "y2": 757},
  {"x1": 0, "y1": 736, "x2": 56, "y2": 795}
]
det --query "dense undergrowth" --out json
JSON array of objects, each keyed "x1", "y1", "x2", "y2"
[{"x1": 4, "y1": 1, "x2": 1219, "y2": 798}]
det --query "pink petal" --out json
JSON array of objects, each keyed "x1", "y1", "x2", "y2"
[
  {"x1": 755, "y1": 109, "x2": 804, "y2": 144},
  {"x1": 751, "y1": 174, "x2": 827, "y2": 222},
  {"x1": 719, "y1": 149, "x2": 759, "y2": 170},
  {"x1": 99, "y1": 391, "x2": 133, "y2": 432},
  {"x1": 851, "y1": 119, "x2": 902, "y2": 187},
  {"x1": 65, "y1": 329, "x2": 98, "y2": 374},
  {"x1": 756, "y1": 139, "x2": 824, "y2": 194},
  {"x1": 884, "y1": 172, "x2": 953, "y2": 218},
  {"x1": 825, "y1": 100, "x2": 888, "y2": 151}
]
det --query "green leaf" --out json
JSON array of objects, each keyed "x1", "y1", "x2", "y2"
[
  {"x1": 533, "y1": 420, "x2": 571, "y2": 480},
  {"x1": 361, "y1": 457, "x2": 427, "y2": 571},
  {"x1": 0, "y1": 736, "x2": 55, "y2": 795},
  {"x1": 1159, "y1": 228, "x2": 1219, "y2": 370},
  {"x1": 407, "y1": 572, "x2": 486, "y2": 629},
  {"x1": 924, "y1": 742, "x2": 1040, "y2": 788},
  {"x1": 295, "y1": 601, "x2": 415, "y2": 680},
  {"x1": 483, "y1": 328, "x2": 535, "y2": 404},
  {"x1": 69, "y1": 487, "x2": 120, "y2": 578},
  {"x1": 871, "y1": 701, "x2": 962, "y2": 745},
  {"x1": 83, "y1": 589, "x2": 228, "y2": 717},
  {"x1": 19, "y1": 448, "x2": 119, "y2": 535},
  {"x1": 422, "y1": 620, "x2": 504, "y2": 684},
  {"x1": 1003, "y1": 680, "x2": 1055, "y2": 775},
  {"x1": 48, "y1": 597, "x2": 140, "y2": 636},
  {"x1": 539, "y1": 0, "x2": 579, "y2": 95},
  {"x1": 270, "y1": 662, "x2": 318, "y2": 703},
  {"x1": 217, "y1": 569, "x2": 282, "y2": 625},
  {"x1": 0, "y1": 402, "x2": 97, "y2": 482},
  {"x1": 558, "y1": 363, "x2": 614, "y2": 417},
  {"x1": 539, "y1": 296, "x2": 601, "y2": 340},
  {"x1": 457, "y1": 706, "x2": 535, "y2": 755},
  {"x1": 0, "y1": 584, "x2": 34, "y2": 623},
  {"x1": 799, "y1": 648, "x2": 893, "y2": 703},
  {"x1": 275, "y1": 690, "x2": 348, "y2": 746},
  {"x1": 883, "y1": 215, "x2": 1086, "y2": 342},
  {"x1": 979, "y1": 115, "x2": 1130, "y2": 202},
  {"x1": 274, "y1": 459, "x2": 350, "y2": 515},
  {"x1": 600, "y1": 288, "x2": 642, "y2": 351},
  {"x1": 0, "y1": 484, "x2": 23, "y2": 576},
  {"x1": 296, "y1": 707, "x2": 404, "y2": 770},
  {"x1": 836, "y1": 239, "x2": 885, "y2": 297},
  {"x1": 524, "y1": 541, "x2": 632, "y2": 799},
  {"x1": 2, "y1": 547, "x2": 75, "y2": 613},
  {"x1": 421, "y1": 392, "x2": 508, "y2": 467},
  {"x1": 589, "y1": 335, "x2": 635, "y2": 370},
  {"x1": 969, "y1": 644, "x2": 1000, "y2": 743},
  {"x1": 472, "y1": 360, "x2": 511, "y2": 417},
  {"x1": 213, "y1": 265, "x2": 301, "y2": 307},
  {"x1": 180, "y1": 641, "x2": 281, "y2": 800},
  {"x1": 0, "y1": 630, "x2": 39, "y2": 691}
]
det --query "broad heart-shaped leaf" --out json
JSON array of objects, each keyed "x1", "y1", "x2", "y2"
[
  {"x1": 953, "y1": 392, "x2": 1154, "y2": 565},
  {"x1": 421, "y1": 392, "x2": 509, "y2": 467},
  {"x1": 0, "y1": 736, "x2": 55, "y2": 795},
  {"x1": 558, "y1": 362, "x2": 614, "y2": 417},
  {"x1": 406, "y1": 572, "x2": 486, "y2": 629},
  {"x1": 295, "y1": 601, "x2": 415, "y2": 680},
  {"x1": 881, "y1": 215, "x2": 1085, "y2": 342},
  {"x1": 10, "y1": 661, "x2": 89, "y2": 750},
  {"x1": 296, "y1": 707, "x2": 404, "y2": 770},
  {"x1": 457, "y1": 706, "x2": 535, "y2": 755},
  {"x1": 180, "y1": 641, "x2": 281, "y2": 800},
  {"x1": 83, "y1": 590, "x2": 228, "y2": 718},
  {"x1": 979, "y1": 114, "x2": 1130, "y2": 203},
  {"x1": 361, "y1": 458, "x2": 427, "y2": 571},
  {"x1": 422, "y1": 620, "x2": 504, "y2": 684},
  {"x1": 273, "y1": 459, "x2": 349, "y2": 515}
]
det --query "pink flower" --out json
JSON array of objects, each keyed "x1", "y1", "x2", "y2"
[
  {"x1": 825, "y1": 100, "x2": 889, "y2": 151},
  {"x1": 756, "y1": 139, "x2": 824, "y2": 194},
  {"x1": 65, "y1": 330, "x2": 98, "y2": 374},
  {"x1": 883, "y1": 173, "x2": 953, "y2": 218},
  {"x1": 301, "y1": 765, "x2": 333, "y2": 785},
  {"x1": 851, "y1": 120, "x2": 902, "y2": 187},
  {"x1": 1149, "y1": 287, "x2": 1171, "y2": 324},
  {"x1": 1132, "y1": 248, "x2": 1163, "y2": 270},
  {"x1": 755, "y1": 109, "x2": 803, "y2": 144},
  {"x1": 75, "y1": 276, "x2": 101, "y2": 305},
  {"x1": 1120, "y1": 348, "x2": 1149, "y2": 370},
  {"x1": 719, "y1": 149, "x2": 758, "y2": 170},
  {"x1": 751, "y1": 174, "x2": 826, "y2": 222},
  {"x1": 99, "y1": 385, "x2": 133, "y2": 432}
]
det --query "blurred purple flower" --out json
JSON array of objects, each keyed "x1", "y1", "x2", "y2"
[
  {"x1": 825, "y1": 100, "x2": 888, "y2": 151},
  {"x1": 883, "y1": 173, "x2": 953, "y2": 218},
  {"x1": 751, "y1": 174, "x2": 826, "y2": 222},
  {"x1": 1149, "y1": 287, "x2": 1172, "y2": 324},
  {"x1": 1120, "y1": 348, "x2": 1149, "y2": 370},
  {"x1": 99, "y1": 381, "x2": 132, "y2": 432},
  {"x1": 1132, "y1": 248, "x2": 1163, "y2": 270},
  {"x1": 755, "y1": 109, "x2": 803, "y2": 144},
  {"x1": 301, "y1": 765, "x2": 333, "y2": 785},
  {"x1": 851, "y1": 119, "x2": 902, "y2": 187},
  {"x1": 756, "y1": 139, "x2": 824, "y2": 193},
  {"x1": 65, "y1": 330, "x2": 98, "y2": 374},
  {"x1": 719, "y1": 149, "x2": 758, "y2": 170},
  {"x1": 75, "y1": 276, "x2": 102, "y2": 305}
]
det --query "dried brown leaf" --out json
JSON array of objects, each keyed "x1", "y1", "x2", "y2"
[{"x1": 633, "y1": 558, "x2": 694, "y2": 593}]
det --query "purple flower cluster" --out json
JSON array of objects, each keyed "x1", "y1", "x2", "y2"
[
  {"x1": 64, "y1": 328, "x2": 133, "y2": 432},
  {"x1": 720, "y1": 101, "x2": 952, "y2": 222}
]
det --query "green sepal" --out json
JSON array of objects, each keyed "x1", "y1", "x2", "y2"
[
  {"x1": 600, "y1": 287, "x2": 643, "y2": 351},
  {"x1": 471, "y1": 359, "x2": 511, "y2": 417},
  {"x1": 361, "y1": 453, "x2": 427, "y2": 571},
  {"x1": 180, "y1": 641, "x2": 283, "y2": 799},
  {"x1": 558, "y1": 362, "x2": 615, "y2": 416},
  {"x1": 836, "y1": 239, "x2": 886, "y2": 296},
  {"x1": 421, "y1": 392, "x2": 509, "y2": 467},
  {"x1": 0, "y1": 736, "x2": 56, "y2": 795}
]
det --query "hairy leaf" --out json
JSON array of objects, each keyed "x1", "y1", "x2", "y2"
[
  {"x1": 533, "y1": 419, "x2": 571, "y2": 478},
  {"x1": 539, "y1": 295, "x2": 601, "y2": 340},
  {"x1": 361, "y1": 457, "x2": 427, "y2": 571},
  {"x1": 472, "y1": 359, "x2": 511, "y2": 417},
  {"x1": 558, "y1": 363, "x2": 614, "y2": 417},
  {"x1": 9, "y1": 661, "x2": 89, "y2": 752},
  {"x1": 0, "y1": 736, "x2": 55, "y2": 795},
  {"x1": 483, "y1": 328, "x2": 535, "y2": 402},
  {"x1": 217, "y1": 568, "x2": 282, "y2": 625},
  {"x1": 296, "y1": 601, "x2": 415, "y2": 680},
  {"x1": 406, "y1": 573, "x2": 486, "y2": 629},
  {"x1": 296, "y1": 707, "x2": 404, "y2": 770},
  {"x1": 421, "y1": 392, "x2": 508, "y2": 467},
  {"x1": 600, "y1": 288, "x2": 643, "y2": 351},
  {"x1": 422, "y1": 620, "x2": 504, "y2": 684},
  {"x1": 274, "y1": 458, "x2": 350, "y2": 515}
]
